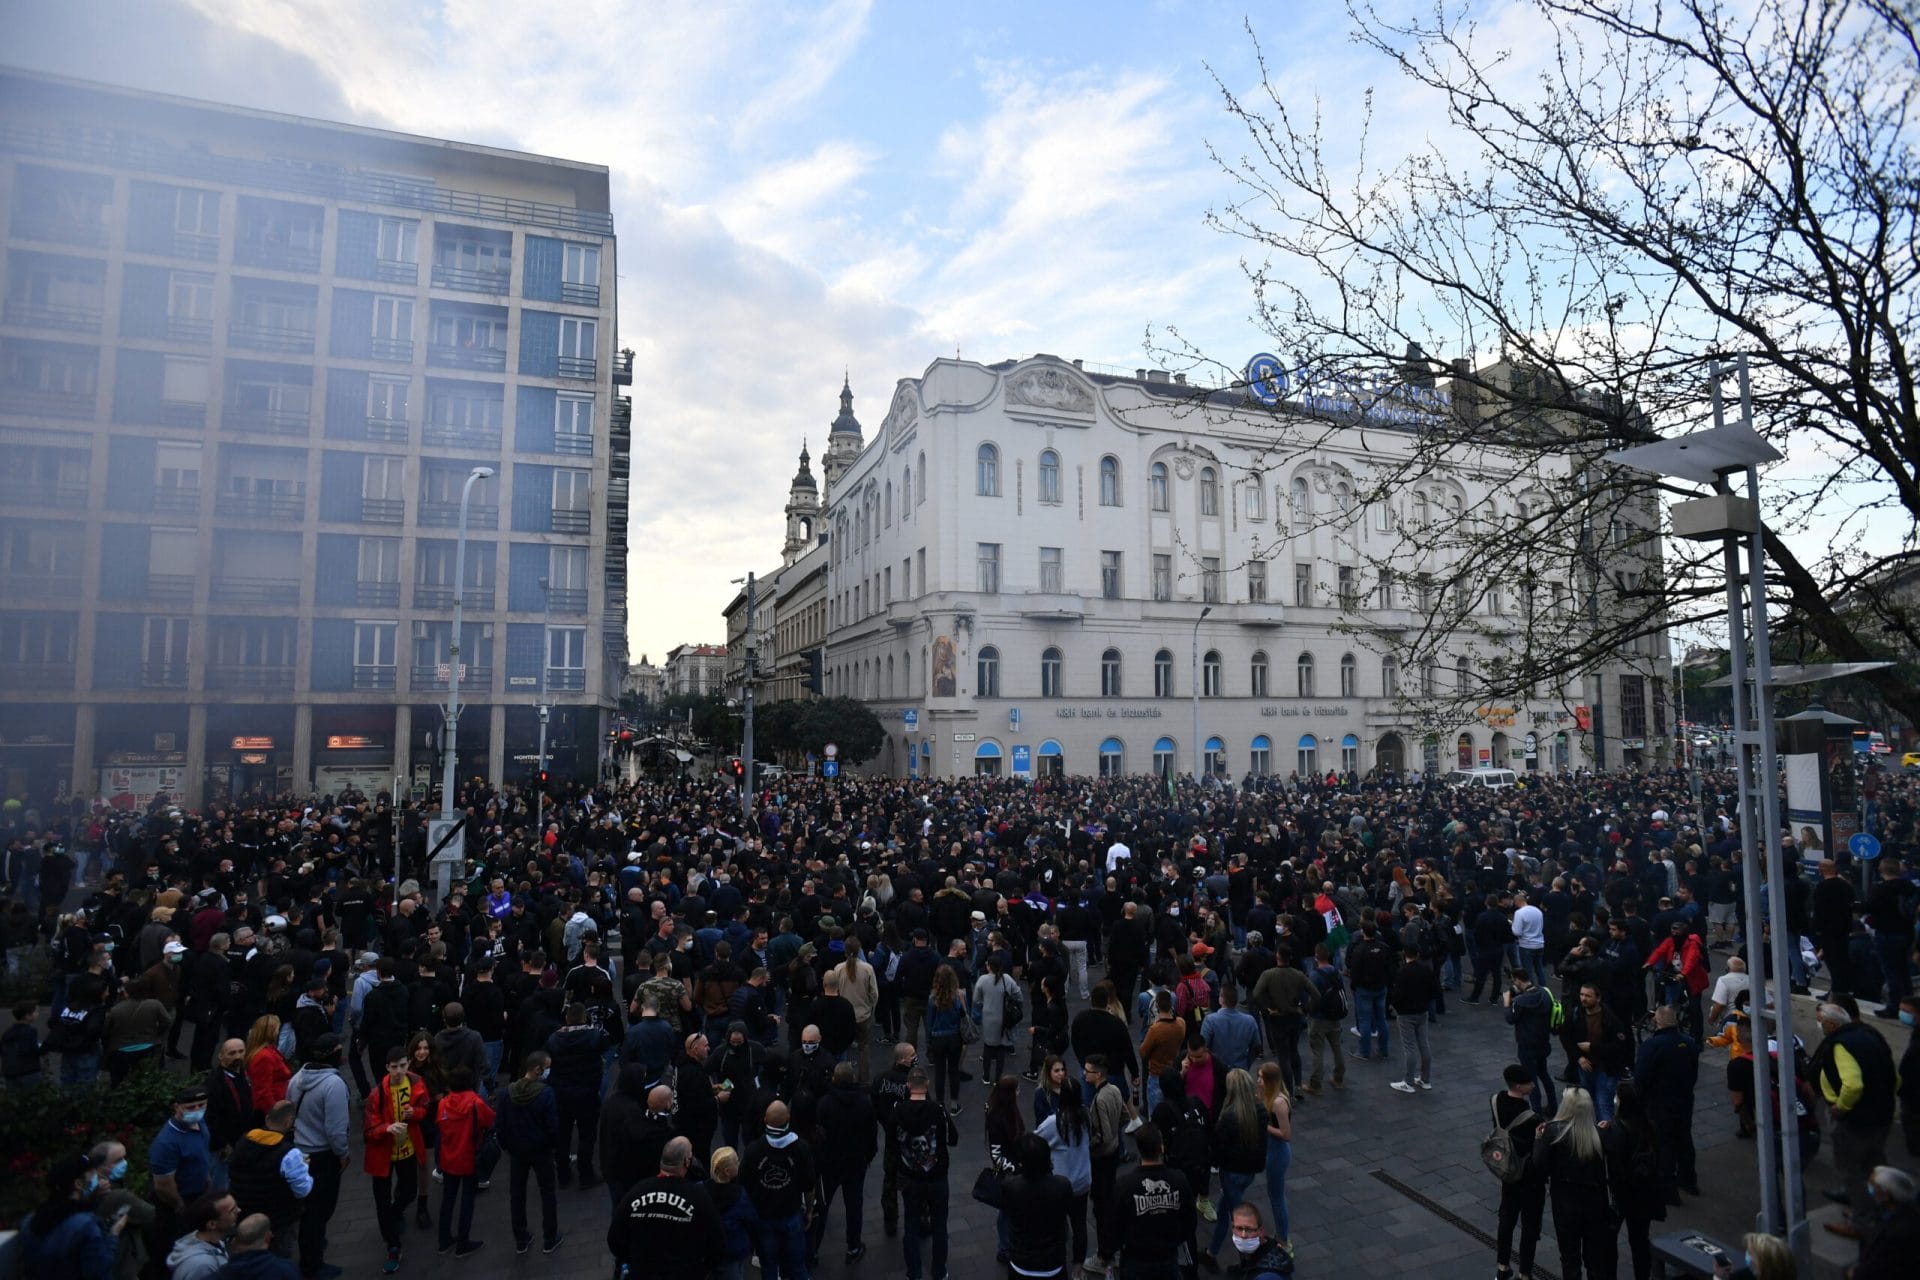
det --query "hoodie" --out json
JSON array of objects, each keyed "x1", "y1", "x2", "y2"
[
  {"x1": 211, "y1": 1246, "x2": 299, "y2": 1280},
  {"x1": 166, "y1": 1232, "x2": 229, "y2": 1280},
  {"x1": 434, "y1": 1089, "x2": 496, "y2": 1176},
  {"x1": 431, "y1": 1025, "x2": 487, "y2": 1083},
  {"x1": 493, "y1": 1076, "x2": 559, "y2": 1158},
  {"x1": 597, "y1": 1064, "x2": 657, "y2": 1192},
  {"x1": 285, "y1": 1062, "x2": 350, "y2": 1158}
]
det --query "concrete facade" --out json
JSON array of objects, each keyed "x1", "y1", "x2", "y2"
[{"x1": 0, "y1": 70, "x2": 629, "y2": 807}]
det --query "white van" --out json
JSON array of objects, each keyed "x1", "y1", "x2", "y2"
[{"x1": 1447, "y1": 767, "x2": 1518, "y2": 791}]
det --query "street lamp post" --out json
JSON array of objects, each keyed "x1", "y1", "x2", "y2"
[
  {"x1": 535, "y1": 575, "x2": 550, "y2": 838},
  {"x1": 436, "y1": 465, "x2": 493, "y2": 900},
  {"x1": 1191, "y1": 605, "x2": 1212, "y2": 779}
]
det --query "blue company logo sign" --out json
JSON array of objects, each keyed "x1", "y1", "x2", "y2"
[{"x1": 1244, "y1": 353, "x2": 1288, "y2": 407}]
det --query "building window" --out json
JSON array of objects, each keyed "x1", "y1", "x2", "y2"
[
  {"x1": 1039, "y1": 546, "x2": 1063, "y2": 593},
  {"x1": 1201, "y1": 556, "x2": 1221, "y2": 603},
  {"x1": 1038, "y1": 449, "x2": 1061, "y2": 503},
  {"x1": 1099, "y1": 738, "x2": 1124, "y2": 777},
  {"x1": 1458, "y1": 732, "x2": 1475, "y2": 770},
  {"x1": 1412, "y1": 491, "x2": 1429, "y2": 528},
  {"x1": 1421, "y1": 659, "x2": 1438, "y2": 696},
  {"x1": 1340, "y1": 652, "x2": 1357, "y2": 697},
  {"x1": 1293, "y1": 563, "x2": 1312, "y2": 606},
  {"x1": 916, "y1": 451, "x2": 926, "y2": 504},
  {"x1": 1342, "y1": 733, "x2": 1360, "y2": 774},
  {"x1": 1203, "y1": 736, "x2": 1226, "y2": 778},
  {"x1": 1099, "y1": 456, "x2": 1120, "y2": 506},
  {"x1": 1154, "y1": 648, "x2": 1174, "y2": 698},
  {"x1": 1151, "y1": 553, "x2": 1172, "y2": 602},
  {"x1": 1041, "y1": 646, "x2": 1063, "y2": 698},
  {"x1": 977, "y1": 542, "x2": 1001, "y2": 593},
  {"x1": 1100, "y1": 550, "x2": 1122, "y2": 599},
  {"x1": 884, "y1": 481, "x2": 893, "y2": 526},
  {"x1": 977, "y1": 645, "x2": 1000, "y2": 697},
  {"x1": 1378, "y1": 568, "x2": 1396, "y2": 609},
  {"x1": 1248, "y1": 560, "x2": 1267, "y2": 602},
  {"x1": 1334, "y1": 481, "x2": 1353, "y2": 516},
  {"x1": 1620, "y1": 673, "x2": 1648, "y2": 740},
  {"x1": 1250, "y1": 735, "x2": 1272, "y2": 775},
  {"x1": 1153, "y1": 736, "x2": 1176, "y2": 777},
  {"x1": 1297, "y1": 652, "x2": 1316, "y2": 697},
  {"x1": 562, "y1": 243, "x2": 600, "y2": 300},
  {"x1": 1203, "y1": 649, "x2": 1222, "y2": 697},
  {"x1": 900, "y1": 469, "x2": 910, "y2": 521},
  {"x1": 1250, "y1": 650, "x2": 1269, "y2": 697},
  {"x1": 1337, "y1": 566, "x2": 1358, "y2": 609},
  {"x1": 977, "y1": 443, "x2": 1000, "y2": 496},
  {"x1": 1101, "y1": 648, "x2": 1122, "y2": 696},
  {"x1": 1382, "y1": 655, "x2": 1399, "y2": 697},
  {"x1": 1458, "y1": 655, "x2": 1473, "y2": 692},
  {"x1": 1291, "y1": 476, "x2": 1310, "y2": 530},
  {"x1": 1149, "y1": 461, "x2": 1169, "y2": 511},
  {"x1": 1297, "y1": 734, "x2": 1318, "y2": 776},
  {"x1": 1199, "y1": 467, "x2": 1219, "y2": 516},
  {"x1": 1245, "y1": 480, "x2": 1264, "y2": 520}
]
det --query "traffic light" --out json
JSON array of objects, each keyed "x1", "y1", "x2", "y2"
[
  {"x1": 729, "y1": 757, "x2": 744, "y2": 778},
  {"x1": 537, "y1": 769, "x2": 550, "y2": 787},
  {"x1": 802, "y1": 648, "x2": 824, "y2": 695}
]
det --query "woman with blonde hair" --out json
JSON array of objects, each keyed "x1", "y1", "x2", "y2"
[
  {"x1": 1204, "y1": 1068, "x2": 1269, "y2": 1265},
  {"x1": 836, "y1": 943, "x2": 879, "y2": 1080},
  {"x1": 1536, "y1": 1086, "x2": 1617, "y2": 1280},
  {"x1": 707, "y1": 1146, "x2": 756, "y2": 1280},
  {"x1": 1257, "y1": 1061, "x2": 1294, "y2": 1248},
  {"x1": 245, "y1": 1014, "x2": 291, "y2": 1117},
  {"x1": 1712, "y1": 1231, "x2": 1795, "y2": 1280}
]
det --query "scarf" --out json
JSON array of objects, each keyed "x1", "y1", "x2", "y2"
[{"x1": 387, "y1": 1073, "x2": 415, "y2": 1161}]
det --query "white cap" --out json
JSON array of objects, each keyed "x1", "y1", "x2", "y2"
[
  {"x1": 264, "y1": 914, "x2": 289, "y2": 930},
  {"x1": 163, "y1": 940, "x2": 187, "y2": 955}
]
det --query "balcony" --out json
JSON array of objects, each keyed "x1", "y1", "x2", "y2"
[
  {"x1": 10, "y1": 213, "x2": 108, "y2": 248},
  {"x1": 363, "y1": 416, "x2": 410, "y2": 444},
  {"x1": 560, "y1": 281, "x2": 599, "y2": 307},
  {"x1": 142, "y1": 573, "x2": 196, "y2": 603},
  {"x1": 413, "y1": 585, "x2": 493, "y2": 610},
  {"x1": 427, "y1": 343, "x2": 506, "y2": 372},
  {"x1": 355, "y1": 581, "x2": 400, "y2": 608},
  {"x1": 151, "y1": 485, "x2": 202, "y2": 515},
  {"x1": 156, "y1": 400, "x2": 208, "y2": 428},
  {"x1": 545, "y1": 667, "x2": 586, "y2": 692},
  {"x1": 234, "y1": 239, "x2": 320, "y2": 273},
  {"x1": 612, "y1": 349, "x2": 633, "y2": 386},
  {"x1": 353, "y1": 664, "x2": 397, "y2": 691},
  {"x1": 1014, "y1": 592, "x2": 1088, "y2": 622},
  {"x1": 166, "y1": 316, "x2": 214, "y2": 344},
  {"x1": 164, "y1": 231, "x2": 220, "y2": 263},
  {"x1": 358, "y1": 497, "x2": 404, "y2": 524},
  {"x1": 408, "y1": 664, "x2": 491, "y2": 691},
  {"x1": 216, "y1": 489, "x2": 305, "y2": 520},
  {"x1": 417, "y1": 500, "x2": 497, "y2": 529},
  {"x1": 0, "y1": 571, "x2": 81, "y2": 599},
  {"x1": 0, "y1": 385, "x2": 95, "y2": 419},
  {"x1": 0, "y1": 660, "x2": 75, "y2": 689},
  {"x1": 557, "y1": 355, "x2": 597, "y2": 380},
  {"x1": 209, "y1": 577, "x2": 300, "y2": 605},
  {"x1": 551, "y1": 509, "x2": 591, "y2": 535},
  {"x1": 228, "y1": 322, "x2": 315, "y2": 355},
  {"x1": 3, "y1": 300, "x2": 102, "y2": 334},
  {"x1": 222, "y1": 405, "x2": 310, "y2": 437},
  {"x1": 370, "y1": 336, "x2": 413, "y2": 363},
  {"x1": 0, "y1": 476, "x2": 88, "y2": 509},
  {"x1": 205, "y1": 663, "x2": 294, "y2": 691},
  {"x1": 546, "y1": 587, "x2": 588, "y2": 615},
  {"x1": 142, "y1": 661, "x2": 189, "y2": 689},
  {"x1": 554, "y1": 431, "x2": 592, "y2": 457},
  {"x1": 430, "y1": 264, "x2": 510, "y2": 295},
  {"x1": 420, "y1": 424, "x2": 501, "y2": 452},
  {"x1": 373, "y1": 258, "x2": 418, "y2": 286}
]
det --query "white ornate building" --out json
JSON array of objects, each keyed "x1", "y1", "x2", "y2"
[{"x1": 819, "y1": 353, "x2": 1671, "y2": 780}]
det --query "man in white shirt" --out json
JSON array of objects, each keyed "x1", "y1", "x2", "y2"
[
  {"x1": 1104, "y1": 839, "x2": 1132, "y2": 874},
  {"x1": 1511, "y1": 891, "x2": 1547, "y2": 986},
  {"x1": 1709, "y1": 956, "x2": 1751, "y2": 1025}
]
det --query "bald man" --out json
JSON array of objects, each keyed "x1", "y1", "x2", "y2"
[
  {"x1": 741, "y1": 1101, "x2": 819, "y2": 1280},
  {"x1": 206, "y1": 1038, "x2": 254, "y2": 1190}
]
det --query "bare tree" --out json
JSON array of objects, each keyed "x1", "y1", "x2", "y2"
[{"x1": 1153, "y1": 0, "x2": 1920, "y2": 731}]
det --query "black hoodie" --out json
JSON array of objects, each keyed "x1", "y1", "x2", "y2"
[{"x1": 599, "y1": 1064, "x2": 656, "y2": 1193}]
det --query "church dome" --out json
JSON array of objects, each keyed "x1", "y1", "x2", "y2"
[{"x1": 829, "y1": 375, "x2": 862, "y2": 437}]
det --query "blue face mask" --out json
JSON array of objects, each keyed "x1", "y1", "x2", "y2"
[
  {"x1": 111, "y1": 1159, "x2": 129, "y2": 1181},
  {"x1": 85, "y1": 1172, "x2": 99, "y2": 1194},
  {"x1": 182, "y1": 1110, "x2": 206, "y2": 1126},
  {"x1": 1901, "y1": 1010, "x2": 1916, "y2": 1028}
]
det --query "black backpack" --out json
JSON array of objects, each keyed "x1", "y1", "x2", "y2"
[
  {"x1": 1315, "y1": 975, "x2": 1348, "y2": 1022},
  {"x1": 1167, "y1": 1098, "x2": 1211, "y2": 1175}
]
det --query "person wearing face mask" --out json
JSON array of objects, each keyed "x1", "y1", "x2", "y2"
[
  {"x1": 1222, "y1": 1201, "x2": 1292, "y2": 1279},
  {"x1": 22, "y1": 1151, "x2": 124, "y2": 1280},
  {"x1": 363, "y1": 1045, "x2": 434, "y2": 1273},
  {"x1": 742, "y1": 1099, "x2": 821, "y2": 1280},
  {"x1": 1897, "y1": 996, "x2": 1920, "y2": 1158},
  {"x1": 151, "y1": 1085, "x2": 216, "y2": 1214},
  {"x1": 492, "y1": 1049, "x2": 563, "y2": 1258},
  {"x1": 88, "y1": 1140, "x2": 157, "y2": 1280}
]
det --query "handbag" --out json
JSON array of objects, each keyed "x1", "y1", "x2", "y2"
[
  {"x1": 970, "y1": 1165, "x2": 1003, "y2": 1208},
  {"x1": 960, "y1": 1012, "x2": 980, "y2": 1045}
]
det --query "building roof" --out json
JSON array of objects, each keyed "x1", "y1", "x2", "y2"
[
  {"x1": 791, "y1": 442, "x2": 817, "y2": 490},
  {"x1": 829, "y1": 376, "x2": 862, "y2": 437}
]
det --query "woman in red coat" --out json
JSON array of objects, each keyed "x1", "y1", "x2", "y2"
[
  {"x1": 244, "y1": 1015, "x2": 291, "y2": 1119},
  {"x1": 364, "y1": 1045, "x2": 434, "y2": 1273},
  {"x1": 434, "y1": 1066, "x2": 496, "y2": 1257}
]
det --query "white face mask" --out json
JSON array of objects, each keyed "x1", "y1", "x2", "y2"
[{"x1": 1231, "y1": 1235, "x2": 1261, "y2": 1255}]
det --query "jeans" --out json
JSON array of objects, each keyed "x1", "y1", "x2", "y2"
[
  {"x1": 1653, "y1": 1107, "x2": 1696, "y2": 1194},
  {"x1": 1263, "y1": 1015, "x2": 1303, "y2": 1092},
  {"x1": 482, "y1": 1041, "x2": 503, "y2": 1092},
  {"x1": 758, "y1": 1210, "x2": 810, "y2": 1280},
  {"x1": 1399, "y1": 1017, "x2": 1431, "y2": 1083},
  {"x1": 929, "y1": 1036, "x2": 961, "y2": 1105},
  {"x1": 299, "y1": 1149, "x2": 342, "y2": 1273},
  {"x1": 902, "y1": 997, "x2": 927, "y2": 1050},
  {"x1": 1518, "y1": 947, "x2": 1548, "y2": 988},
  {"x1": 1063, "y1": 941, "x2": 1090, "y2": 999},
  {"x1": 1206, "y1": 1169, "x2": 1257, "y2": 1255},
  {"x1": 371, "y1": 1162, "x2": 419, "y2": 1249},
  {"x1": 1469, "y1": 951, "x2": 1505, "y2": 1001},
  {"x1": 1579, "y1": 1067, "x2": 1619, "y2": 1123},
  {"x1": 811, "y1": 1159, "x2": 869, "y2": 1254},
  {"x1": 1308, "y1": 1018, "x2": 1345, "y2": 1085},
  {"x1": 1551, "y1": 1196, "x2": 1618, "y2": 1280},
  {"x1": 902, "y1": 1179, "x2": 949, "y2": 1280},
  {"x1": 60, "y1": 1050, "x2": 99, "y2": 1085},
  {"x1": 438, "y1": 1171, "x2": 478, "y2": 1249},
  {"x1": 1831, "y1": 1121, "x2": 1890, "y2": 1223},
  {"x1": 1442, "y1": 954, "x2": 1463, "y2": 989},
  {"x1": 507, "y1": 1152, "x2": 558, "y2": 1248},
  {"x1": 555, "y1": 1088, "x2": 599, "y2": 1181},
  {"x1": 1353, "y1": 987, "x2": 1390, "y2": 1058},
  {"x1": 1518, "y1": 1045, "x2": 1556, "y2": 1115},
  {"x1": 1496, "y1": 1175, "x2": 1544, "y2": 1275},
  {"x1": 1264, "y1": 1137, "x2": 1291, "y2": 1244},
  {"x1": 1876, "y1": 931, "x2": 1913, "y2": 1004}
]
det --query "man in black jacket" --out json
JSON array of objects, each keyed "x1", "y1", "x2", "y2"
[
  {"x1": 1633, "y1": 1005, "x2": 1701, "y2": 1200},
  {"x1": 1346, "y1": 921, "x2": 1395, "y2": 1062},
  {"x1": 459, "y1": 960, "x2": 508, "y2": 1089},
  {"x1": 358, "y1": 961, "x2": 410, "y2": 1085},
  {"x1": 205, "y1": 1038, "x2": 254, "y2": 1187},
  {"x1": 895, "y1": 931, "x2": 939, "y2": 1050},
  {"x1": 1559, "y1": 982, "x2": 1632, "y2": 1122},
  {"x1": 1106, "y1": 1123, "x2": 1195, "y2": 1280},
  {"x1": 1502, "y1": 968, "x2": 1558, "y2": 1114},
  {"x1": 871, "y1": 1042, "x2": 915, "y2": 1239},
  {"x1": 810, "y1": 1062, "x2": 878, "y2": 1266},
  {"x1": 546, "y1": 1003, "x2": 613, "y2": 1189},
  {"x1": 491, "y1": 1050, "x2": 562, "y2": 1255},
  {"x1": 888, "y1": 1065, "x2": 958, "y2": 1280},
  {"x1": 599, "y1": 1067, "x2": 660, "y2": 1206},
  {"x1": 607, "y1": 1136, "x2": 722, "y2": 1280},
  {"x1": 742, "y1": 1099, "x2": 819, "y2": 1280},
  {"x1": 185, "y1": 935, "x2": 232, "y2": 1071}
]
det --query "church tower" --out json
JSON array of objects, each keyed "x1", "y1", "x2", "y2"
[
  {"x1": 821, "y1": 374, "x2": 863, "y2": 499},
  {"x1": 781, "y1": 441, "x2": 820, "y2": 566}
]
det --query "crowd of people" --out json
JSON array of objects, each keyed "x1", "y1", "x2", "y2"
[{"x1": 3, "y1": 759, "x2": 1919, "y2": 1280}]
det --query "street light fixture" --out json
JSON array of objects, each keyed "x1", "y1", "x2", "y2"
[
  {"x1": 434, "y1": 465, "x2": 493, "y2": 901},
  {"x1": 1191, "y1": 604, "x2": 1212, "y2": 780}
]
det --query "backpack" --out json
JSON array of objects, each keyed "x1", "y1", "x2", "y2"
[
  {"x1": 1001, "y1": 976, "x2": 1025, "y2": 1027},
  {"x1": 1314, "y1": 974, "x2": 1348, "y2": 1022},
  {"x1": 1544, "y1": 987, "x2": 1565, "y2": 1031},
  {"x1": 880, "y1": 944, "x2": 903, "y2": 984},
  {"x1": 1480, "y1": 1095, "x2": 1533, "y2": 1184},
  {"x1": 1175, "y1": 975, "x2": 1212, "y2": 1030},
  {"x1": 1166, "y1": 1098, "x2": 1211, "y2": 1174}
]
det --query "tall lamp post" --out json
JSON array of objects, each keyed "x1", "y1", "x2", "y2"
[
  {"x1": 535, "y1": 575, "x2": 550, "y2": 838},
  {"x1": 1191, "y1": 604, "x2": 1212, "y2": 779},
  {"x1": 435, "y1": 465, "x2": 493, "y2": 900},
  {"x1": 1605, "y1": 359, "x2": 1805, "y2": 1260}
]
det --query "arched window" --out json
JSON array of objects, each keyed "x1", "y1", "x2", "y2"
[
  {"x1": 1291, "y1": 476, "x2": 1311, "y2": 530},
  {"x1": 1245, "y1": 478, "x2": 1264, "y2": 520},
  {"x1": 1037, "y1": 740, "x2": 1064, "y2": 779},
  {"x1": 1101, "y1": 648, "x2": 1123, "y2": 696},
  {"x1": 1297, "y1": 733, "x2": 1318, "y2": 776},
  {"x1": 977, "y1": 443, "x2": 1000, "y2": 496},
  {"x1": 1250, "y1": 650, "x2": 1269, "y2": 697},
  {"x1": 1099, "y1": 737, "x2": 1125, "y2": 778},
  {"x1": 1099, "y1": 455, "x2": 1120, "y2": 506},
  {"x1": 886, "y1": 654, "x2": 894, "y2": 696},
  {"x1": 977, "y1": 645, "x2": 1000, "y2": 697},
  {"x1": 1341, "y1": 732, "x2": 1360, "y2": 774},
  {"x1": 1339, "y1": 652, "x2": 1357, "y2": 698},
  {"x1": 1040, "y1": 646, "x2": 1063, "y2": 698},
  {"x1": 1421, "y1": 658, "x2": 1438, "y2": 696},
  {"x1": 1154, "y1": 648, "x2": 1174, "y2": 697},
  {"x1": 1411, "y1": 491, "x2": 1429, "y2": 528},
  {"x1": 1153, "y1": 736, "x2": 1176, "y2": 777},
  {"x1": 1334, "y1": 480, "x2": 1352, "y2": 515},
  {"x1": 1457, "y1": 732, "x2": 1474, "y2": 770},
  {"x1": 1458, "y1": 655, "x2": 1473, "y2": 691},
  {"x1": 1250, "y1": 735, "x2": 1272, "y2": 774},
  {"x1": 916, "y1": 451, "x2": 926, "y2": 504},
  {"x1": 901, "y1": 469, "x2": 911, "y2": 520},
  {"x1": 1204, "y1": 736, "x2": 1226, "y2": 777},
  {"x1": 1038, "y1": 449, "x2": 1061, "y2": 504},
  {"x1": 1203, "y1": 649, "x2": 1223, "y2": 697},
  {"x1": 1296, "y1": 652, "x2": 1316, "y2": 697},
  {"x1": 1149, "y1": 461, "x2": 1170, "y2": 511},
  {"x1": 1447, "y1": 492, "x2": 1464, "y2": 522},
  {"x1": 1199, "y1": 467, "x2": 1219, "y2": 516},
  {"x1": 975, "y1": 740, "x2": 1003, "y2": 777},
  {"x1": 884, "y1": 480, "x2": 893, "y2": 526},
  {"x1": 1381, "y1": 654, "x2": 1399, "y2": 697}
]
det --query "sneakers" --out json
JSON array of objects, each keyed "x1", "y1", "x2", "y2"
[
  {"x1": 1390, "y1": 1080, "x2": 1416, "y2": 1093},
  {"x1": 947, "y1": 1102, "x2": 963, "y2": 1117},
  {"x1": 1197, "y1": 1197, "x2": 1217, "y2": 1222},
  {"x1": 1416, "y1": 1080, "x2": 1433, "y2": 1091},
  {"x1": 1330, "y1": 1078, "x2": 1346, "y2": 1090},
  {"x1": 1299, "y1": 1082, "x2": 1321, "y2": 1095},
  {"x1": 543, "y1": 1234, "x2": 565, "y2": 1254},
  {"x1": 846, "y1": 1243, "x2": 866, "y2": 1264},
  {"x1": 516, "y1": 1239, "x2": 531, "y2": 1255},
  {"x1": 452, "y1": 1241, "x2": 484, "y2": 1259},
  {"x1": 1022, "y1": 1071, "x2": 1039, "y2": 1082},
  {"x1": 384, "y1": 1247, "x2": 402, "y2": 1274}
]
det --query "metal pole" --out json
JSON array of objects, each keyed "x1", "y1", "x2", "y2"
[
  {"x1": 1190, "y1": 602, "x2": 1205, "y2": 775},
  {"x1": 437, "y1": 466, "x2": 490, "y2": 899},
  {"x1": 536, "y1": 577, "x2": 549, "y2": 839},
  {"x1": 741, "y1": 571, "x2": 755, "y2": 824},
  {"x1": 1579, "y1": 467, "x2": 1607, "y2": 772}
]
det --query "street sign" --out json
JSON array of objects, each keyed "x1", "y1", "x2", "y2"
[
  {"x1": 953, "y1": 733, "x2": 976, "y2": 743},
  {"x1": 822, "y1": 760, "x2": 840, "y2": 778},
  {"x1": 1849, "y1": 831, "x2": 1882, "y2": 860},
  {"x1": 426, "y1": 817, "x2": 465, "y2": 867},
  {"x1": 903, "y1": 709, "x2": 919, "y2": 731},
  {"x1": 1009, "y1": 707, "x2": 1021, "y2": 729},
  {"x1": 1011, "y1": 744, "x2": 1032, "y2": 778},
  {"x1": 824, "y1": 742, "x2": 839, "y2": 759}
]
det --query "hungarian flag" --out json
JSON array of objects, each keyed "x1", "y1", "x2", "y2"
[{"x1": 1315, "y1": 891, "x2": 1349, "y2": 954}]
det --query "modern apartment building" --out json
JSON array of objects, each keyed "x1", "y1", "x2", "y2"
[{"x1": 0, "y1": 69, "x2": 630, "y2": 808}]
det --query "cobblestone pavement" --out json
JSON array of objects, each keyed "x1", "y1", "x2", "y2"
[{"x1": 304, "y1": 964, "x2": 1858, "y2": 1280}]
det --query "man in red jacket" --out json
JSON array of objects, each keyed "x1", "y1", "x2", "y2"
[
  {"x1": 435, "y1": 1066, "x2": 496, "y2": 1258},
  {"x1": 362, "y1": 1046, "x2": 432, "y2": 1273}
]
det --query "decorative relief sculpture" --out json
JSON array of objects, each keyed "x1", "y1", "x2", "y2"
[{"x1": 1007, "y1": 368, "x2": 1093, "y2": 414}]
